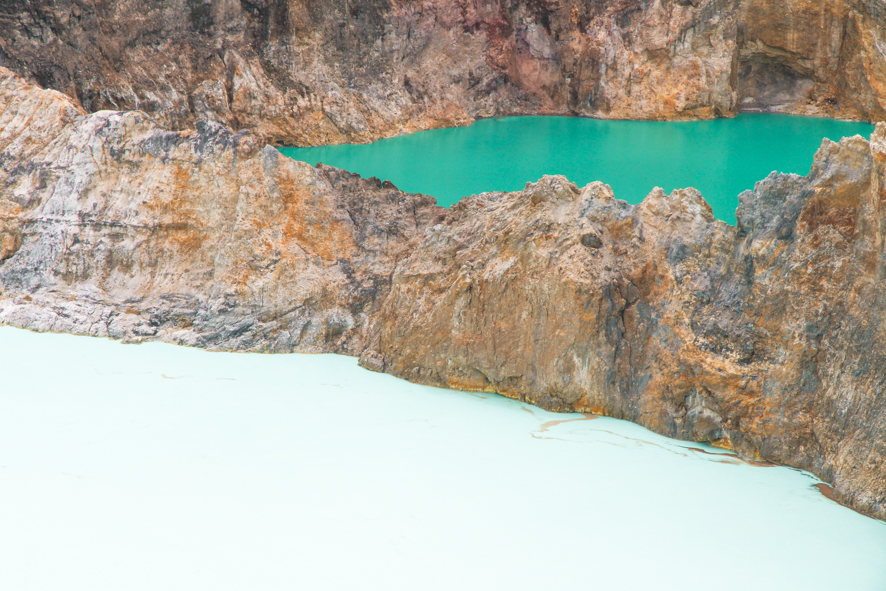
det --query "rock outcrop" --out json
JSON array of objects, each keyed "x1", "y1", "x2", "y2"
[
  {"x1": 1, "y1": 66, "x2": 885, "y2": 520},
  {"x1": 360, "y1": 141, "x2": 886, "y2": 521},
  {"x1": 1, "y1": 0, "x2": 884, "y2": 146},
  {"x1": 0, "y1": 67, "x2": 445, "y2": 352}
]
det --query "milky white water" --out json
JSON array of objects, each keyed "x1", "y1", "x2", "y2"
[{"x1": 1, "y1": 326, "x2": 884, "y2": 590}]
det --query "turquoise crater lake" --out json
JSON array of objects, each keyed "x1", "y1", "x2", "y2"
[{"x1": 279, "y1": 114, "x2": 875, "y2": 223}]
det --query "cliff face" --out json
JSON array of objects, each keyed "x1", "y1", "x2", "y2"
[
  {"x1": 739, "y1": 0, "x2": 886, "y2": 119},
  {"x1": 2, "y1": 67, "x2": 885, "y2": 519},
  {"x1": 1, "y1": 0, "x2": 883, "y2": 146},
  {"x1": 360, "y1": 137, "x2": 886, "y2": 520},
  {"x1": 0, "y1": 67, "x2": 445, "y2": 352}
]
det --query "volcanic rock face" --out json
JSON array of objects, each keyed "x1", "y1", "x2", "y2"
[
  {"x1": 360, "y1": 138, "x2": 886, "y2": 520},
  {"x1": 0, "y1": 67, "x2": 445, "y2": 352},
  {"x1": 738, "y1": 0, "x2": 886, "y2": 119},
  {"x1": 1, "y1": 0, "x2": 884, "y2": 146},
  {"x1": 2, "y1": 66, "x2": 885, "y2": 519}
]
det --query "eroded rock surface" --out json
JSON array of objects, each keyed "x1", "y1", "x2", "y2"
[
  {"x1": 1, "y1": 0, "x2": 884, "y2": 146},
  {"x1": 1, "y1": 67, "x2": 885, "y2": 520},
  {"x1": 0, "y1": 67, "x2": 445, "y2": 352},
  {"x1": 360, "y1": 139, "x2": 886, "y2": 520}
]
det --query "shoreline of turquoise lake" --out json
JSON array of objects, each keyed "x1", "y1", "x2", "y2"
[{"x1": 279, "y1": 114, "x2": 875, "y2": 224}]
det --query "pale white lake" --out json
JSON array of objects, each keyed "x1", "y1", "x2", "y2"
[{"x1": 1, "y1": 326, "x2": 884, "y2": 590}]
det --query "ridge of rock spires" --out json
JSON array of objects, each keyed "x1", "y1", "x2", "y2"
[
  {"x1": 0, "y1": 0, "x2": 884, "y2": 146},
  {"x1": 1, "y1": 66, "x2": 885, "y2": 520}
]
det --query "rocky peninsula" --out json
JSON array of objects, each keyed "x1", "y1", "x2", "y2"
[{"x1": 1, "y1": 66, "x2": 885, "y2": 520}]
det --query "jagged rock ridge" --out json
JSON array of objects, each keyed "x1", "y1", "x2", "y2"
[
  {"x1": 1, "y1": 0, "x2": 884, "y2": 146},
  {"x1": 2, "y1": 67, "x2": 885, "y2": 519},
  {"x1": 0, "y1": 68, "x2": 445, "y2": 353}
]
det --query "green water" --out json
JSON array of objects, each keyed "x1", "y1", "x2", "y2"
[{"x1": 279, "y1": 114, "x2": 875, "y2": 224}]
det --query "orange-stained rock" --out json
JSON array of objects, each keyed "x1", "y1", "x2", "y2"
[
  {"x1": 0, "y1": 0, "x2": 883, "y2": 147},
  {"x1": 0, "y1": 67, "x2": 446, "y2": 353},
  {"x1": 359, "y1": 129, "x2": 886, "y2": 520},
  {"x1": 2, "y1": 66, "x2": 886, "y2": 521}
]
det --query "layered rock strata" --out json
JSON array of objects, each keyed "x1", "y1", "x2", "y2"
[
  {"x1": 1, "y1": 0, "x2": 884, "y2": 146},
  {"x1": 2, "y1": 67, "x2": 885, "y2": 520}
]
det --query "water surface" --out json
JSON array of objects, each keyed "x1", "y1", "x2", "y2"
[
  {"x1": 279, "y1": 114, "x2": 874, "y2": 223},
  {"x1": 1, "y1": 326, "x2": 884, "y2": 590}
]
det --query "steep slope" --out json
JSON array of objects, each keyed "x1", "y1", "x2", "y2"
[
  {"x1": 1, "y1": 0, "x2": 884, "y2": 146},
  {"x1": 361, "y1": 137, "x2": 886, "y2": 520},
  {"x1": 0, "y1": 67, "x2": 445, "y2": 353}
]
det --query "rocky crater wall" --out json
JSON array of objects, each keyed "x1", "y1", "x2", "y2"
[
  {"x1": 1, "y1": 67, "x2": 885, "y2": 520},
  {"x1": 1, "y1": 0, "x2": 884, "y2": 146}
]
